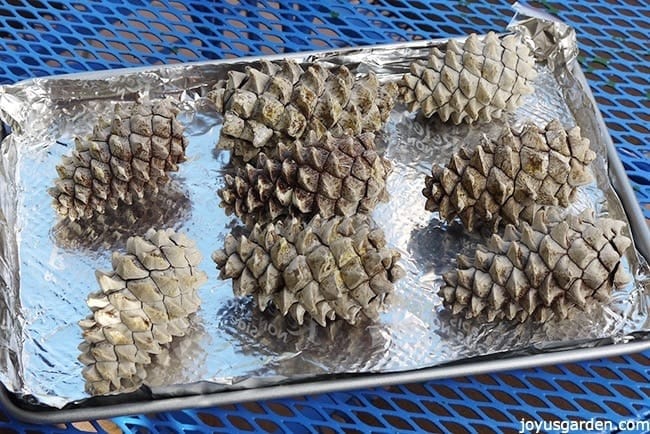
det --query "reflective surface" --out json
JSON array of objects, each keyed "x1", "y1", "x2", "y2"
[{"x1": 0, "y1": 19, "x2": 648, "y2": 408}]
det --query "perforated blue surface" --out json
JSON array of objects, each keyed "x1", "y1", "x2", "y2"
[{"x1": 1, "y1": 1, "x2": 649, "y2": 432}]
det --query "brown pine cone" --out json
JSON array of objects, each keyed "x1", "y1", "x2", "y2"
[
  {"x1": 212, "y1": 215, "x2": 404, "y2": 327},
  {"x1": 440, "y1": 208, "x2": 632, "y2": 323},
  {"x1": 50, "y1": 98, "x2": 188, "y2": 221},
  {"x1": 423, "y1": 119, "x2": 596, "y2": 231},
  {"x1": 401, "y1": 32, "x2": 537, "y2": 124},
  {"x1": 208, "y1": 59, "x2": 398, "y2": 162},
  {"x1": 78, "y1": 228, "x2": 207, "y2": 395},
  {"x1": 219, "y1": 132, "x2": 391, "y2": 225}
]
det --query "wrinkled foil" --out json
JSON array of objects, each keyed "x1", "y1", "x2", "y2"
[{"x1": 0, "y1": 10, "x2": 649, "y2": 409}]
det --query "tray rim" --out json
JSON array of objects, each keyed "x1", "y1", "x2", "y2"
[
  {"x1": 2, "y1": 339, "x2": 650, "y2": 424},
  {"x1": 1, "y1": 34, "x2": 649, "y2": 424}
]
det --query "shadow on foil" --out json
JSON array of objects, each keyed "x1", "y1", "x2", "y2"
[
  {"x1": 144, "y1": 318, "x2": 208, "y2": 389},
  {"x1": 216, "y1": 297, "x2": 392, "y2": 376}
]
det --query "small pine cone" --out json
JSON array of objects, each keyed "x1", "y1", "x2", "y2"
[
  {"x1": 50, "y1": 98, "x2": 189, "y2": 221},
  {"x1": 219, "y1": 132, "x2": 391, "y2": 224},
  {"x1": 208, "y1": 59, "x2": 398, "y2": 162},
  {"x1": 440, "y1": 208, "x2": 632, "y2": 323},
  {"x1": 423, "y1": 119, "x2": 596, "y2": 232},
  {"x1": 78, "y1": 228, "x2": 207, "y2": 395},
  {"x1": 400, "y1": 32, "x2": 537, "y2": 124},
  {"x1": 212, "y1": 215, "x2": 404, "y2": 327}
]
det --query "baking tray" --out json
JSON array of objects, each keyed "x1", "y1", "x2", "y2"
[{"x1": 1, "y1": 9, "x2": 650, "y2": 424}]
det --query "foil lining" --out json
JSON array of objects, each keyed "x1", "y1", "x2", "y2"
[{"x1": 0, "y1": 10, "x2": 649, "y2": 409}]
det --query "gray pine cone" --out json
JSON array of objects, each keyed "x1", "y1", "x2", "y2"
[
  {"x1": 50, "y1": 98, "x2": 189, "y2": 221},
  {"x1": 208, "y1": 59, "x2": 398, "y2": 162},
  {"x1": 212, "y1": 215, "x2": 404, "y2": 327},
  {"x1": 440, "y1": 208, "x2": 632, "y2": 323},
  {"x1": 219, "y1": 132, "x2": 391, "y2": 225},
  {"x1": 400, "y1": 32, "x2": 537, "y2": 124},
  {"x1": 78, "y1": 228, "x2": 207, "y2": 395},
  {"x1": 423, "y1": 119, "x2": 596, "y2": 231}
]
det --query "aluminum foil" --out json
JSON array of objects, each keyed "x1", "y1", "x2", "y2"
[{"x1": 0, "y1": 10, "x2": 649, "y2": 409}]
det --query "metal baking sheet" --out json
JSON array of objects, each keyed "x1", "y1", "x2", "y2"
[{"x1": 1, "y1": 5, "x2": 650, "y2": 423}]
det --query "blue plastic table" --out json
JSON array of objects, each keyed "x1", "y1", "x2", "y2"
[{"x1": 1, "y1": 1, "x2": 649, "y2": 432}]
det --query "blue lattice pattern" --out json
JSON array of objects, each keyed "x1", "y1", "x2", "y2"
[
  {"x1": 0, "y1": 1, "x2": 647, "y2": 217},
  {"x1": 1, "y1": 0, "x2": 649, "y2": 432},
  {"x1": 116, "y1": 354, "x2": 650, "y2": 433},
  {"x1": 2, "y1": 354, "x2": 650, "y2": 433}
]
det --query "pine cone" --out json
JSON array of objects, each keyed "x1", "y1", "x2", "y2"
[
  {"x1": 423, "y1": 119, "x2": 596, "y2": 231},
  {"x1": 219, "y1": 132, "x2": 391, "y2": 225},
  {"x1": 212, "y1": 215, "x2": 404, "y2": 327},
  {"x1": 400, "y1": 32, "x2": 537, "y2": 124},
  {"x1": 440, "y1": 208, "x2": 632, "y2": 323},
  {"x1": 50, "y1": 98, "x2": 189, "y2": 221},
  {"x1": 208, "y1": 59, "x2": 398, "y2": 162},
  {"x1": 78, "y1": 228, "x2": 207, "y2": 395},
  {"x1": 53, "y1": 183, "x2": 190, "y2": 252}
]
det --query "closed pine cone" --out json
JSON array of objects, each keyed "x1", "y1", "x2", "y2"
[
  {"x1": 440, "y1": 208, "x2": 632, "y2": 323},
  {"x1": 212, "y1": 215, "x2": 404, "y2": 327},
  {"x1": 78, "y1": 228, "x2": 207, "y2": 395},
  {"x1": 219, "y1": 132, "x2": 391, "y2": 225},
  {"x1": 208, "y1": 59, "x2": 398, "y2": 162},
  {"x1": 423, "y1": 119, "x2": 596, "y2": 232},
  {"x1": 50, "y1": 98, "x2": 188, "y2": 221},
  {"x1": 400, "y1": 32, "x2": 537, "y2": 124}
]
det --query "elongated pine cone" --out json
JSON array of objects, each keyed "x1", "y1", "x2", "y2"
[
  {"x1": 78, "y1": 228, "x2": 207, "y2": 395},
  {"x1": 400, "y1": 32, "x2": 537, "y2": 124},
  {"x1": 208, "y1": 59, "x2": 398, "y2": 161},
  {"x1": 440, "y1": 208, "x2": 632, "y2": 323},
  {"x1": 423, "y1": 119, "x2": 596, "y2": 231},
  {"x1": 50, "y1": 98, "x2": 189, "y2": 221},
  {"x1": 219, "y1": 132, "x2": 391, "y2": 224},
  {"x1": 212, "y1": 215, "x2": 404, "y2": 327}
]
